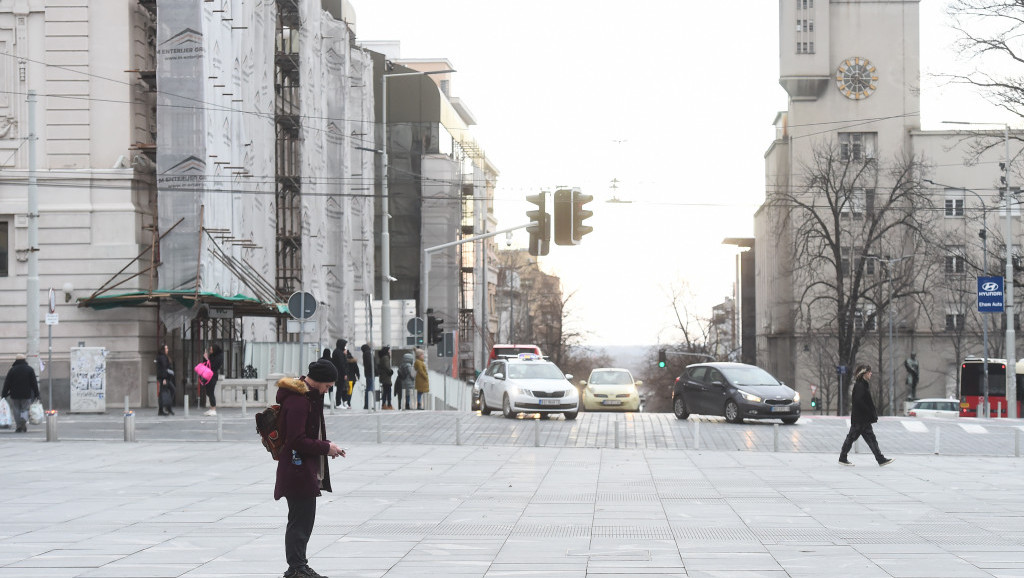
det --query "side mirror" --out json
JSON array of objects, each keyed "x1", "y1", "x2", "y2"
[
  {"x1": 635, "y1": 380, "x2": 643, "y2": 387},
  {"x1": 494, "y1": 372, "x2": 505, "y2": 380},
  {"x1": 710, "y1": 380, "x2": 724, "y2": 388},
  {"x1": 578, "y1": 380, "x2": 588, "y2": 387},
  {"x1": 565, "y1": 374, "x2": 574, "y2": 381}
]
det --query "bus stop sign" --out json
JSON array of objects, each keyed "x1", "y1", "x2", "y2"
[{"x1": 978, "y1": 276, "x2": 1004, "y2": 313}]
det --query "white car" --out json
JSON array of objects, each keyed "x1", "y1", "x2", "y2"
[
  {"x1": 907, "y1": 398, "x2": 960, "y2": 418},
  {"x1": 475, "y1": 354, "x2": 579, "y2": 419}
]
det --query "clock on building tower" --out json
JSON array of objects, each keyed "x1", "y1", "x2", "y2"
[{"x1": 835, "y1": 57, "x2": 878, "y2": 100}]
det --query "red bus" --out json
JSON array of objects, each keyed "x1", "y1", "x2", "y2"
[{"x1": 958, "y1": 357, "x2": 1024, "y2": 417}]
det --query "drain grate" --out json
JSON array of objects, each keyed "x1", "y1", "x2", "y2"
[
  {"x1": 672, "y1": 527, "x2": 759, "y2": 541},
  {"x1": 754, "y1": 527, "x2": 835, "y2": 542},
  {"x1": 512, "y1": 524, "x2": 590, "y2": 538},
  {"x1": 352, "y1": 522, "x2": 438, "y2": 535},
  {"x1": 592, "y1": 526, "x2": 673, "y2": 539},
  {"x1": 534, "y1": 492, "x2": 596, "y2": 503},
  {"x1": 837, "y1": 530, "x2": 921, "y2": 544},
  {"x1": 434, "y1": 523, "x2": 513, "y2": 536},
  {"x1": 659, "y1": 491, "x2": 723, "y2": 500},
  {"x1": 596, "y1": 492, "x2": 660, "y2": 503}
]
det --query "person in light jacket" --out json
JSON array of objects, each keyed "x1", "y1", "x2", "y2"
[
  {"x1": 838, "y1": 364, "x2": 894, "y2": 467},
  {"x1": 396, "y1": 352, "x2": 414, "y2": 410},
  {"x1": 414, "y1": 348, "x2": 429, "y2": 410}
]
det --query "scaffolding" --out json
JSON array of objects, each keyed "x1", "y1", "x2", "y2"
[{"x1": 275, "y1": 0, "x2": 302, "y2": 340}]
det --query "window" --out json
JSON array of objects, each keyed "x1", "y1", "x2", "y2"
[
  {"x1": 799, "y1": 0, "x2": 813, "y2": 8},
  {"x1": 439, "y1": 79, "x2": 450, "y2": 97},
  {"x1": 945, "y1": 245, "x2": 966, "y2": 275},
  {"x1": 946, "y1": 312, "x2": 965, "y2": 331},
  {"x1": 796, "y1": 20, "x2": 813, "y2": 32},
  {"x1": 855, "y1": 306, "x2": 876, "y2": 331},
  {"x1": 840, "y1": 188, "x2": 873, "y2": 218},
  {"x1": 944, "y1": 190, "x2": 965, "y2": 217},
  {"x1": 839, "y1": 132, "x2": 877, "y2": 162},
  {"x1": 841, "y1": 247, "x2": 873, "y2": 275}
]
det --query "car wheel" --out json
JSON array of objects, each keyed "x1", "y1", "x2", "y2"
[
  {"x1": 479, "y1": 392, "x2": 491, "y2": 415},
  {"x1": 673, "y1": 396, "x2": 690, "y2": 420},
  {"x1": 724, "y1": 400, "x2": 742, "y2": 423},
  {"x1": 781, "y1": 417, "x2": 798, "y2": 425},
  {"x1": 564, "y1": 407, "x2": 578, "y2": 420},
  {"x1": 502, "y1": 394, "x2": 515, "y2": 419}
]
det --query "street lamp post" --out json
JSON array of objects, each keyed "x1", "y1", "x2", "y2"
[
  {"x1": 867, "y1": 255, "x2": 912, "y2": 415},
  {"x1": 379, "y1": 68, "x2": 455, "y2": 349},
  {"x1": 925, "y1": 179, "x2": 991, "y2": 416},
  {"x1": 944, "y1": 121, "x2": 1016, "y2": 418}
]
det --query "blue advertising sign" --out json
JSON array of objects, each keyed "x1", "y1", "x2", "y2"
[{"x1": 978, "y1": 276, "x2": 1004, "y2": 313}]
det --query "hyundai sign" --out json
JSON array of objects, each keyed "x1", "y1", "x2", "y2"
[{"x1": 978, "y1": 276, "x2": 1004, "y2": 313}]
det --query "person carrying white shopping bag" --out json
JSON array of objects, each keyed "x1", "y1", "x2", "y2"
[{"x1": 1, "y1": 354, "x2": 41, "y2": 433}]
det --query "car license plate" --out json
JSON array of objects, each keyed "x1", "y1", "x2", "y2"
[
  {"x1": 771, "y1": 406, "x2": 789, "y2": 412},
  {"x1": 602, "y1": 400, "x2": 623, "y2": 406},
  {"x1": 539, "y1": 398, "x2": 559, "y2": 405}
]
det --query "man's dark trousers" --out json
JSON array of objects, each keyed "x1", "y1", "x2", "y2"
[{"x1": 285, "y1": 496, "x2": 317, "y2": 569}]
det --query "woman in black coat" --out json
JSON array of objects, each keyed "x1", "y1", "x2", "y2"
[
  {"x1": 203, "y1": 344, "x2": 223, "y2": 416},
  {"x1": 330, "y1": 339, "x2": 350, "y2": 408},
  {"x1": 156, "y1": 344, "x2": 175, "y2": 416},
  {"x1": 838, "y1": 364, "x2": 894, "y2": 467}
]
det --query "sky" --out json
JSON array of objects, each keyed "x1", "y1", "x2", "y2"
[{"x1": 351, "y1": 0, "x2": 1014, "y2": 347}]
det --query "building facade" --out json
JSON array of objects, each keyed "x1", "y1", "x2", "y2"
[{"x1": 755, "y1": 0, "x2": 1022, "y2": 414}]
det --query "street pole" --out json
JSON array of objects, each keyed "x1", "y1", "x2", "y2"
[
  {"x1": 26, "y1": 90, "x2": 38, "y2": 370},
  {"x1": 887, "y1": 264, "x2": 895, "y2": 416},
  {"x1": 1004, "y1": 124, "x2": 1017, "y2": 419}
]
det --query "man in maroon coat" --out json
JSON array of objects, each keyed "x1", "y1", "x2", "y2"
[{"x1": 274, "y1": 359, "x2": 345, "y2": 578}]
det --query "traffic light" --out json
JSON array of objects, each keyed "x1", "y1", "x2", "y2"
[
  {"x1": 811, "y1": 396, "x2": 819, "y2": 409},
  {"x1": 571, "y1": 190, "x2": 593, "y2": 242},
  {"x1": 658, "y1": 349, "x2": 667, "y2": 368},
  {"x1": 553, "y1": 188, "x2": 576, "y2": 246},
  {"x1": 525, "y1": 192, "x2": 550, "y2": 256},
  {"x1": 427, "y1": 315, "x2": 444, "y2": 345}
]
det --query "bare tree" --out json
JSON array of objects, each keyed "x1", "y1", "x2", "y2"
[{"x1": 769, "y1": 143, "x2": 938, "y2": 414}]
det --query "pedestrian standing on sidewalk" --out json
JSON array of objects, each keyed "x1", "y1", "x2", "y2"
[
  {"x1": 414, "y1": 348, "x2": 429, "y2": 410},
  {"x1": 396, "y1": 352, "x2": 414, "y2": 409},
  {"x1": 377, "y1": 346, "x2": 394, "y2": 409},
  {"x1": 361, "y1": 343, "x2": 376, "y2": 410},
  {"x1": 156, "y1": 344, "x2": 176, "y2": 416},
  {"x1": 1, "y1": 354, "x2": 39, "y2": 433},
  {"x1": 330, "y1": 339, "x2": 349, "y2": 409},
  {"x1": 345, "y1": 346, "x2": 360, "y2": 409},
  {"x1": 202, "y1": 344, "x2": 223, "y2": 416},
  {"x1": 274, "y1": 358, "x2": 346, "y2": 578},
  {"x1": 839, "y1": 364, "x2": 895, "y2": 467}
]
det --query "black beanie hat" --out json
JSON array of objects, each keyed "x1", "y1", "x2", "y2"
[{"x1": 307, "y1": 359, "x2": 339, "y2": 383}]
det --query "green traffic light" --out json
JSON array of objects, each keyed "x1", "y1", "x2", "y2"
[{"x1": 658, "y1": 361, "x2": 666, "y2": 368}]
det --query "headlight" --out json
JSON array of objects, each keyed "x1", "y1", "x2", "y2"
[
  {"x1": 517, "y1": 387, "x2": 533, "y2": 396},
  {"x1": 793, "y1": 392, "x2": 801, "y2": 403},
  {"x1": 739, "y1": 391, "x2": 762, "y2": 403}
]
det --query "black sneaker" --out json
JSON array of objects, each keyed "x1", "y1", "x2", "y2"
[
  {"x1": 838, "y1": 458, "x2": 854, "y2": 466},
  {"x1": 878, "y1": 458, "x2": 895, "y2": 467},
  {"x1": 301, "y1": 567, "x2": 329, "y2": 578}
]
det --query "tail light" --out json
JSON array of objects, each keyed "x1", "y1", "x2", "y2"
[{"x1": 908, "y1": 410, "x2": 917, "y2": 416}]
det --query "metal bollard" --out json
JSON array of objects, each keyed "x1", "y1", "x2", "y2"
[
  {"x1": 124, "y1": 395, "x2": 130, "y2": 414},
  {"x1": 614, "y1": 420, "x2": 620, "y2": 449},
  {"x1": 123, "y1": 410, "x2": 135, "y2": 442},
  {"x1": 455, "y1": 416, "x2": 462, "y2": 446},
  {"x1": 534, "y1": 417, "x2": 541, "y2": 447},
  {"x1": 934, "y1": 426, "x2": 941, "y2": 455},
  {"x1": 773, "y1": 424, "x2": 779, "y2": 452},
  {"x1": 241, "y1": 390, "x2": 247, "y2": 418},
  {"x1": 1016, "y1": 429, "x2": 1021, "y2": 458},
  {"x1": 376, "y1": 414, "x2": 383, "y2": 444},
  {"x1": 183, "y1": 394, "x2": 190, "y2": 417},
  {"x1": 693, "y1": 421, "x2": 700, "y2": 451},
  {"x1": 216, "y1": 411, "x2": 223, "y2": 442},
  {"x1": 45, "y1": 410, "x2": 58, "y2": 442}
]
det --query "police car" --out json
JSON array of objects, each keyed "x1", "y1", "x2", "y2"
[{"x1": 474, "y1": 353, "x2": 579, "y2": 419}]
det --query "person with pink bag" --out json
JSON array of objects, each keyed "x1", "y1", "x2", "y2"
[{"x1": 195, "y1": 344, "x2": 223, "y2": 416}]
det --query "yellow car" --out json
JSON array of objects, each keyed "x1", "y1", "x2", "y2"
[{"x1": 581, "y1": 368, "x2": 642, "y2": 411}]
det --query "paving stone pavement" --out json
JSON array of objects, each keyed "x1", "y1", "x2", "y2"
[{"x1": 3, "y1": 410, "x2": 1024, "y2": 577}]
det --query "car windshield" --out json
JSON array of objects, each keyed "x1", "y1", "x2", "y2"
[
  {"x1": 589, "y1": 371, "x2": 633, "y2": 385},
  {"x1": 507, "y1": 363, "x2": 565, "y2": 380},
  {"x1": 719, "y1": 365, "x2": 780, "y2": 386}
]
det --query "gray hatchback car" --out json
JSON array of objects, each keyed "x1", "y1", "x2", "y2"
[{"x1": 672, "y1": 362, "x2": 801, "y2": 424}]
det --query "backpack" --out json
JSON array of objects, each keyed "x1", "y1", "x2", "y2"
[{"x1": 255, "y1": 405, "x2": 284, "y2": 460}]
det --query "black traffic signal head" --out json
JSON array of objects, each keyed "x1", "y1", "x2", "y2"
[
  {"x1": 553, "y1": 188, "x2": 576, "y2": 246},
  {"x1": 658, "y1": 349, "x2": 667, "y2": 368},
  {"x1": 525, "y1": 192, "x2": 550, "y2": 256},
  {"x1": 572, "y1": 190, "x2": 593, "y2": 242},
  {"x1": 427, "y1": 315, "x2": 444, "y2": 345},
  {"x1": 811, "y1": 396, "x2": 819, "y2": 408}
]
